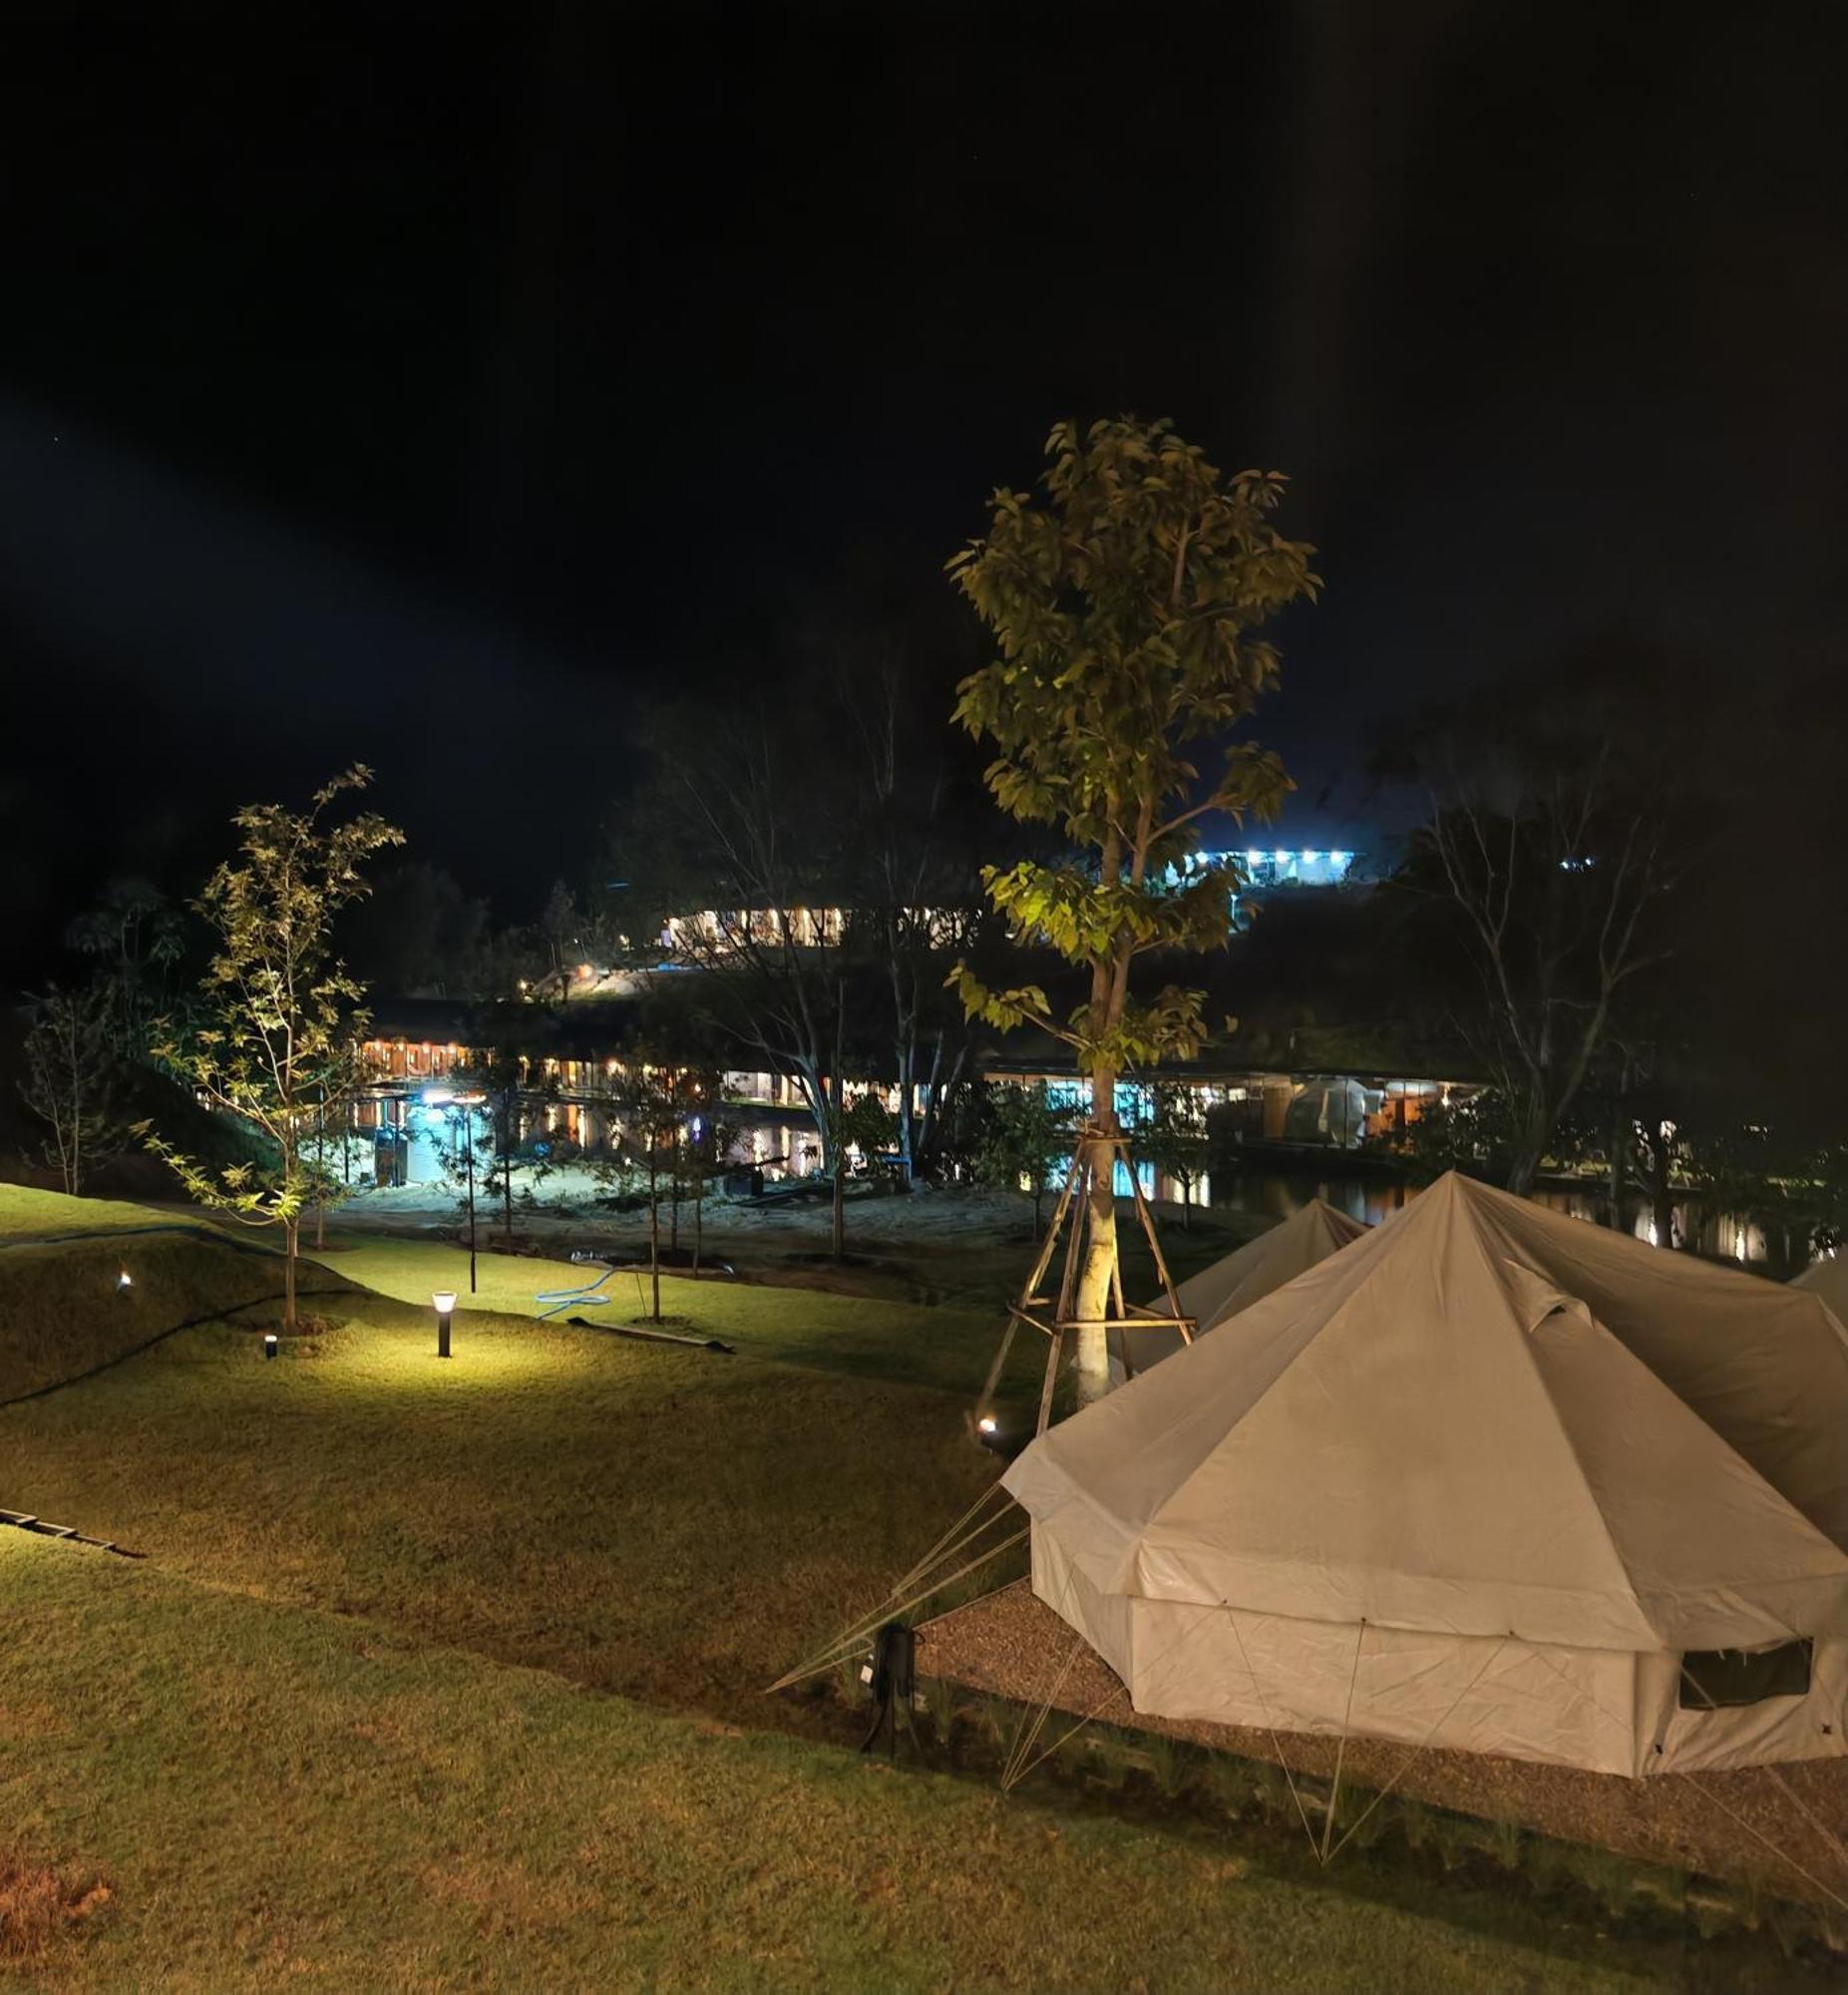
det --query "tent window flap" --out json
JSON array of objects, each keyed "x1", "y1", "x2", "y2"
[{"x1": 1677, "y1": 1639, "x2": 1813, "y2": 1711}]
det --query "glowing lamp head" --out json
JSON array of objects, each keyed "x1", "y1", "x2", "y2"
[
  {"x1": 432, "y1": 1290, "x2": 458, "y2": 1317},
  {"x1": 116, "y1": 1270, "x2": 133, "y2": 1292},
  {"x1": 976, "y1": 1414, "x2": 998, "y2": 1436}
]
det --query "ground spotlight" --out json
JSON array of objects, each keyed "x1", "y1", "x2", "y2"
[
  {"x1": 117, "y1": 1271, "x2": 133, "y2": 1293},
  {"x1": 433, "y1": 1289, "x2": 457, "y2": 1359},
  {"x1": 977, "y1": 1413, "x2": 998, "y2": 1435}
]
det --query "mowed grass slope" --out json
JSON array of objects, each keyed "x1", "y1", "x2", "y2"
[
  {"x1": 0, "y1": 1533, "x2": 1750, "y2": 1993},
  {"x1": 0, "y1": 1184, "x2": 195, "y2": 1243},
  {"x1": 336, "y1": 1236, "x2": 1020, "y2": 1395},
  {"x1": 0, "y1": 1227, "x2": 356, "y2": 1405},
  {"x1": 0, "y1": 1240, "x2": 1034, "y2": 1719}
]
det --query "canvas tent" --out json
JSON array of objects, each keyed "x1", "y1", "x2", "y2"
[
  {"x1": 1106, "y1": 1198, "x2": 1367, "y2": 1386},
  {"x1": 1006, "y1": 1172, "x2": 1848, "y2": 1775}
]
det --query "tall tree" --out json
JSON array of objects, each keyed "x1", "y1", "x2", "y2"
[
  {"x1": 948, "y1": 416, "x2": 1316, "y2": 1394},
  {"x1": 1381, "y1": 654, "x2": 1695, "y2": 1196},
  {"x1": 835, "y1": 651, "x2": 992, "y2": 1183},
  {"x1": 612, "y1": 1051, "x2": 692, "y2": 1323},
  {"x1": 18, "y1": 982, "x2": 124, "y2": 1195},
  {"x1": 623, "y1": 698, "x2": 859, "y2": 1183},
  {"x1": 140, "y1": 768, "x2": 404, "y2": 1328}
]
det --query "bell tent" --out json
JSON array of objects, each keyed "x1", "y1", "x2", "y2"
[
  {"x1": 1005, "y1": 1171, "x2": 1848, "y2": 1776},
  {"x1": 1107, "y1": 1198, "x2": 1367, "y2": 1385}
]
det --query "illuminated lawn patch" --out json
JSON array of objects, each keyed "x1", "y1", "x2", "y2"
[
  {"x1": 0, "y1": 1184, "x2": 193, "y2": 1243},
  {"x1": 0, "y1": 1533, "x2": 1744, "y2": 1993},
  {"x1": 0, "y1": 1272, "x2": 1026, "y2": 1722},
  {"x1": 335, "y1": 1236, "x2": 1015, "y2": 1396}
]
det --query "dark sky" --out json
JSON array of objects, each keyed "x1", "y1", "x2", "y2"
[{"x1": 3, "y1": 2, "x2": 1844, "y2": 977}]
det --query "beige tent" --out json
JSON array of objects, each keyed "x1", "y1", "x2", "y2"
[
  {"x1": 1006, "y1": 1172, "x2": 1848, "y2": 1775},
  {"x1": 1106, "y1": 1199, "x2": 1367, "y2": 1386}
]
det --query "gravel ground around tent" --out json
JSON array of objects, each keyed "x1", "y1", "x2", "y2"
[{"x1": 920, "y1": 1578, "x2": 1848, "y2": 1913}]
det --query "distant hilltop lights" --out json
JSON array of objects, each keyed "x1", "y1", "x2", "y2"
[{"x1": 1179, "y1": 849, "x2": 1357, "y2": 888}]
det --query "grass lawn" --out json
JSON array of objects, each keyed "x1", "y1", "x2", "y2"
[
  {"x1": 0, "y1": 1532, "x2": 1776, "y2": 1992},
  {"x1": 0, "y1": 1228, "x2": 357, "y2": 1407},
  {"x1": 0, "y1": 1238, "x2": 1032, "y2": 1723},
  {"x1": 0, "y1": 1216, "x2": 1825, "y2": 1988},
  {"x1": 334, "y1": 1236, "x2": 1021, "y2": 1396},
  {"x1": 0, "y1": 1183, "x2": 197, "y2": 1243}
]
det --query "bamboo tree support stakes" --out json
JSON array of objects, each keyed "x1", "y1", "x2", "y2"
[
  {"x1": 1124, "y1": 1151, "x2": 1191, "y2": 1338},
  {"x1": 976, "y1": 1161, "x2": 1084, "y2": 1422},
  {"x1": 983, "y1": 1125, "x2": 1196, "y2": 1430},
  {"x1": 1035, "y1": 1148, "x2": 1093, "y2": 1434}
]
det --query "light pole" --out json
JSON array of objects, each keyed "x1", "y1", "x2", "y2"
[
  {"x1": 464, "y1": 1103, "x2": 478, "y2": 1293},
  {"x1": 433, "y1": 1288, "x2": 456, "y2": 1358},
  {"x1": 454, "y1": 1091, "x2": 487, "y2": 1294}
]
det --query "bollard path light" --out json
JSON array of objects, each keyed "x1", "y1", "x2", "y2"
[
  {"x1": 433, "y1": 1289, "x2": 457, "y2": 1359},
  {"x1": 264, "y1": 1334, "x2": 278, "y2": 1361}
]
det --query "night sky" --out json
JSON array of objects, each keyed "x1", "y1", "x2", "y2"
[{"x1": 3, "y1": 2, "x2": 1844, "y2": 977}]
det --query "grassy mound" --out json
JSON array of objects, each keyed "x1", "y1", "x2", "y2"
[
  {"x1": 0, "y1": 1184, "x2": 195, "y2": 1244},
  {"x1": 0, "y1": 1229, "x2": 354, "y2": 1404}
]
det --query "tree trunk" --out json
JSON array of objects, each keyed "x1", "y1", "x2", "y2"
[
  {"x1": 1072, "y1": 1067, "x2": 1120, "y2": 1403},
  {"x1": 693, "y1": 1177, "x2": 703, "y2": 1281},
  {"x1": 314, "y1": 1101, "x2": 327, "y2": 1250},
  {"x1": 648, "y1": 1150, "x2": 661, "y2": 1323},
  {"x1": 1505, "y1": 1098, "x2": 1547, "y2": 1196},
  {"x1": 1609, "y1": 1095, "x2": 1627, "y2": 1229},
  {"x1": 832, "y1": 1157, "x2": 846, "y2": 1262},
  {"x1": 283, "y1": 1217, "x2": 299, "y2": 1330},
  {"x1": 503, "y1": 1093, "x2": 515, "y2": 1240},
  {"x1": 894, "y1": 1027, "x2": 917, "y2": 1187}
]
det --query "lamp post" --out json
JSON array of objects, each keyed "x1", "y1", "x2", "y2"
[
  {"x1": 433, "y1": 1289, "x2": 457, "y2": 1358},
  {"x1": 464, "y1": 1103, "x2": 478, "y2": 1294},
  {"x1": 453, "y1": 1091, "x2": 487, "y2": 1294}
]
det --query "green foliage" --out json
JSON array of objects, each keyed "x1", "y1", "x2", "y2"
[
  {"x1": 1142, "y1": 1731, "x2": 1199, "y2": 1801},
  {"x1": 138, "y1": 768, "x2": 403, "y2": 1321},
  {"x1": 1390, "y1": 1087, "x2": 1529, "y2": 1183},
  {"x1": 947, "y1": 416, "x2": 1315, "y2": 1075},
  {"x1": 1138, "y1": 1081, "x2": 1211, "y2": 1214},
  {"x1": 972, "y1": 1080, "x2": 1074, "y2": 1216}
]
